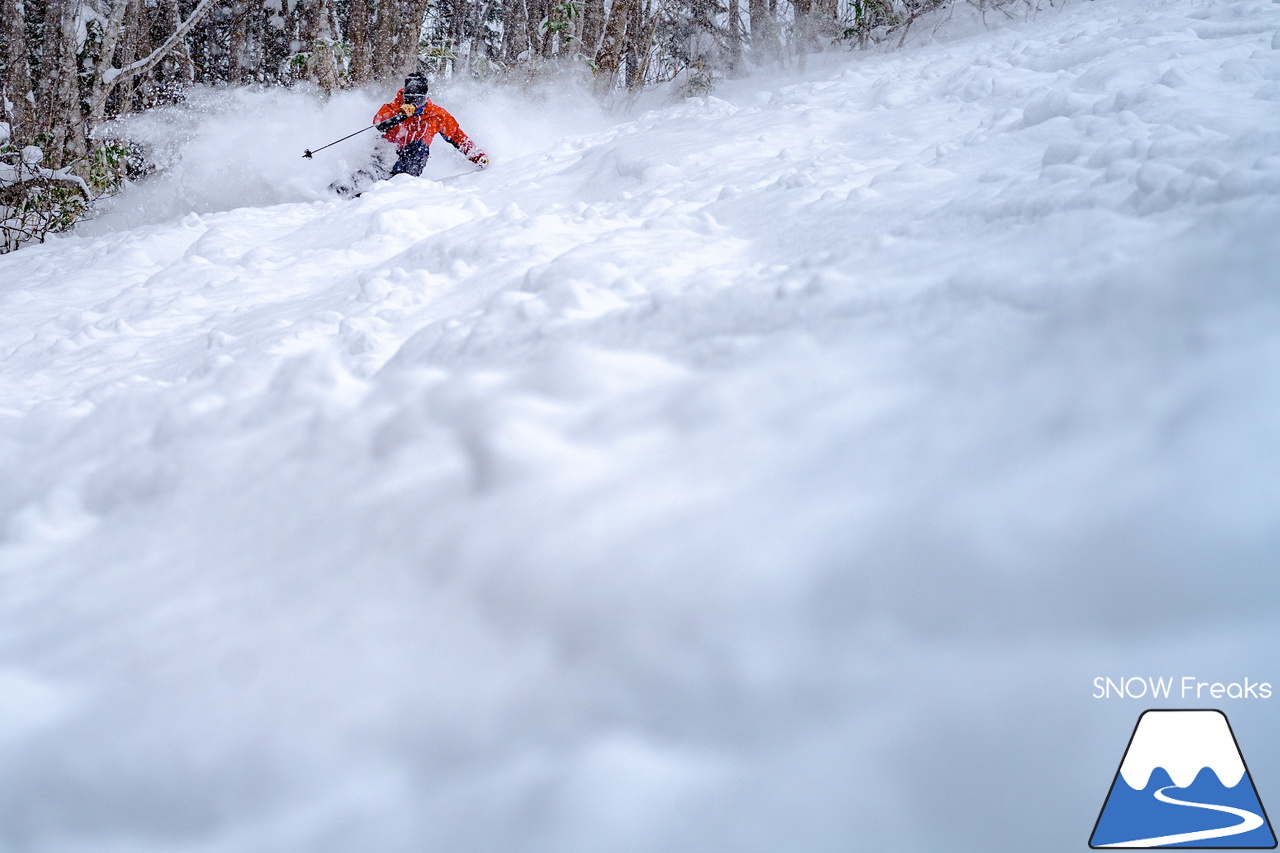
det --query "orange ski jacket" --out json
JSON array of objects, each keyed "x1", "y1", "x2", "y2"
[{"x1": 374, "y1": 90, "x2": 483, "y2": 161}]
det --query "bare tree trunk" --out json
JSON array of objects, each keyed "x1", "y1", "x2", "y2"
[
  {"x1": 503, "y1": 0, "x2": 530, "y2": 62},
  {"x1": 726, "y1": 0, "x2": 743, "y2": 75},
  {"x1": 348, "y1": 0, "x2": 374, "y2": 83},
  {"x1": 594, "y1": 0, "x2": 631, "y2": 87},
  {"x1": 748, "y1": 0, "x2": 776, "y2": 63},
  {"x1": 449, "y1": 0, "x2": 468, "y2": 72},
  {"x1": 372, "y1": 0, "x2": 400, "y2": 78},
  {"x1": 226, "y1": 0, "x2": 250, "y2": 84},
  {"x1": 114, "y1": 0, "x2": 144, "y2": 109},
  {"x1": 0, "y1": 0, "x2": 35, "y2": 140},
  {"x1": 374, "y1": 0, "x2": 430, "y2": 79},
  {"x1": 163, "y1": 0, "x2": 197, "y2": 84},
  {"x1": 580, "y1": 0, "x2": 604, "y2": 60},
  {"x1": 622, "y1": 0, "x2": 649, "y2": 89},
  {"x1": 86, "y1": 0, "x2": 134, "y2": 122},
  {"x1": 43, "y1": 0, "x2": 82, "y2": 166},
  {"x1": 793, "y1": 0, "x2": 811, "y2": 68},
  {"x1": 388, "y1": 0, "x2": 411, "y2": 77},
  {"x1": 399, "y1": 0, "x2": 433, "y2": 76},
  {"x1": 475, "y1": 0, "x2": 499, "y2": 62},
  {"x1": 526, "y1": 0, "x2": 549, "y2": 58},
  {"x1": 304, "y1": 0, "x2": 342, "y2": 90},
  {"x1": 814, "y1": 0, "x2": 836, "y2": 42}
]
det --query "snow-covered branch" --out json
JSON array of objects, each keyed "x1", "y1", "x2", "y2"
[{"x1": 91, "y1": 0, "x2": 218, "y2": 114}]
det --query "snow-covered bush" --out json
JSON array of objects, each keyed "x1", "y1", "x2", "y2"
[
  {"x1": 838, "y1": 0, "x2": 1037, "y2": 49},
  {"x1": 0, "y1": 138, "x2": 143, "y2": 254},
  {"x1": 0, "y1": 145, "x2": 88, "y2": 254},
  {"x1": 839, "y1": 0, "x2": 946, "y2": 47}
]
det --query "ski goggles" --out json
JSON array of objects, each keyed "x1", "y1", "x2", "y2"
[{"x1": 404, "y1": 92, "x2": 428, "y2": 108}]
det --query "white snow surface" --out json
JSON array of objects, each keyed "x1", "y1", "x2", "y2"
[
  {"x1": 3, "y1": 0, "x2": 1280, "y2": 850},
  {"x1": 1119, "y1": 710, "x2": 1245, "y2": 790}
]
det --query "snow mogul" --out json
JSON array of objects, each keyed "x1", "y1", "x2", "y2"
[{"x1": 373, "y1": 72, "x2": 489, "y2": 177}]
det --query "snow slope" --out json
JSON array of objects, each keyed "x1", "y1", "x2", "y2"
[{"x1": 3, "y1": 0, "x2": 1280, "y2": 850}]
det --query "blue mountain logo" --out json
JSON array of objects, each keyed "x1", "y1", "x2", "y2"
[{"x1": 1091, "y1": 709, "x2": 1276, "y2": 848}]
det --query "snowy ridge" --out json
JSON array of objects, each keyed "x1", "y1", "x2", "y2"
[
  {"x1": 1119, "y1": 711, "x2": 1246, "y2": 790},
  {"x1": 3, "y1": 0, "x2": 1280, "y2": 850}
]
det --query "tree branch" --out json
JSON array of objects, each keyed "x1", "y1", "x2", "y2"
[{"x1": 92, "y1": 0, "x2": 217, "y2": 116}]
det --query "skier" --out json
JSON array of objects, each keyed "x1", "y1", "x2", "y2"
[{"x1": 374, "y1": 72, "x2": 489, "y2": 177}]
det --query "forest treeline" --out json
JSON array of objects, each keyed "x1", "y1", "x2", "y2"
[
  {"x1": 1, "y1": 0, "x2": 989, "y2": 168},
  {"x1": 0, "y1": 0, "x2": 1037, "y2": 250}
]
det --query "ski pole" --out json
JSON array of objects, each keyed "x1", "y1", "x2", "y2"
[{"x1": 303, "y1": 124, "x2": 377, "y2": 159}]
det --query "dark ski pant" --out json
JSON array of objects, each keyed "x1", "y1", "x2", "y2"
[{"x1": 391, "y1": 141, "x2": 430, "y2": 177}]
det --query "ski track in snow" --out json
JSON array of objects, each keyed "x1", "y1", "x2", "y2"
[
  {"x1": 2, "y1": 0, "x2": 1280, "y2": 850},
  {"x1": 1099, "y1": 785, "x2": 1265, "y2": 848}
]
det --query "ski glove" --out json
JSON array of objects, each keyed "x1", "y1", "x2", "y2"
[
  {"x1": 471, "y1": 153, "x2": 490, "y2": 169},
  {"x1": 376, "y1": 114, "x2": 405, "y2": 132},
  {"x1": 400, "y1": 103, "x2": 417, "y2": 118}
]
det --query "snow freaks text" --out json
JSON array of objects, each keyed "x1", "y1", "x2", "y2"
[{"x1": 1093, "y1": 677, "x2": 1273, "y2": 701}]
